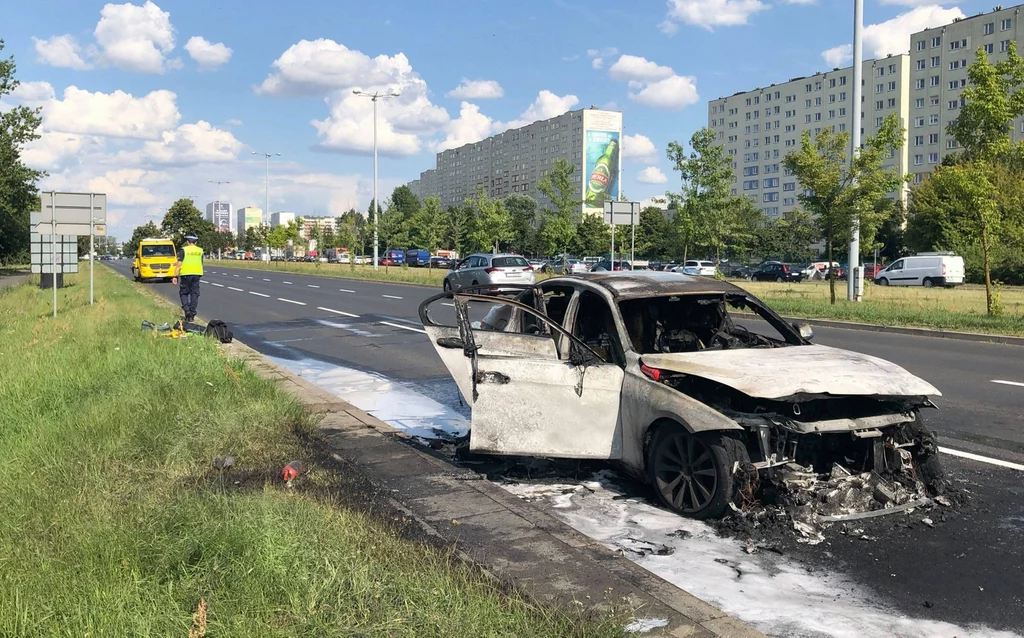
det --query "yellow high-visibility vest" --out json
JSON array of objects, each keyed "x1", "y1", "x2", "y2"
[{"x1": 179, "y1": 244, "x2": 204, "y2": 276}]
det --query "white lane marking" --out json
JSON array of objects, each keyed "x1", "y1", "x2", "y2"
[
  {"x1": 283, "y1": 281, "x2": 293, "y2": 285},
  {"x1": 246, "y1": 276, "x2": 253, "y2": 279},
  {"x1": 277, "y1": 297, "x2": 306, "y2": 306},
  {"x1": 200, "y1": 279, "x2": 209, "y2": 283},
  {"x1": 382, "y1": 294, "x2": 403, "y2": 299},
  {"x1": 379, "y1": 321, "x2": 426, "y2": 334},
  {"x1": 249, "y1": 291, "x2": 270, "y2": 298},
  {"x1": 317, "y1": 306, "x2": 360, "y2": 318},
  {"x1": 227, "y1": 286, "x2": 244, "y2": 292},
  {"x1": 211, "y1": 282, "x2": 224, "y2": 287},
  {"x1": 339, "y1": 288, "x2": 355, "y2": 293},
  {"x1": 940, "y1": 447, "x2": 1024, "y2": 471},
  {"x1": 233, "y1": 274, "x2": 239, "y2": 277},
  {"x1": 307, "y1": 284, "x2": 320, "y2": 288},
  {"x1": 263, "y1": 278, "x2": 271, "y2": 281},
  {"x1": 991, "y1": 379, "x2": 1024, "y2": 388}
]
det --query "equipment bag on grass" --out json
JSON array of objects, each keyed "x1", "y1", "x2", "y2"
[{"x1": 205, "y1": 320, "x2": 234, "y2": 343}]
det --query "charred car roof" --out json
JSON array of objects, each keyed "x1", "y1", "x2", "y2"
[{"x1": 552, "y1": 271, "x2": 744, "y2": 299}]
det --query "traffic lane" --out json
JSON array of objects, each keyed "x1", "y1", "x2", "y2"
[{"x1": 808, "y1": 325, "x2": 1024, "y2": 453}]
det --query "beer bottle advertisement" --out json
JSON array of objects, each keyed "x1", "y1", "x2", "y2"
[{"x1": 584, "y1": 130, "x2": 620, "y2": 211}]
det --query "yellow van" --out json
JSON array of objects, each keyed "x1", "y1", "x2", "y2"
[{"x1": 132, "y1": 237, "x2": 177, "y2": 282}]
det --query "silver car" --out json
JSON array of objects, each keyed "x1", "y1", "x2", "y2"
[
  {"x1": 546, "y1": 257, "x2": 589, "y2": 275},
  {"x1": 443, "y1": 253, "x2": 536, "y2": 293}
]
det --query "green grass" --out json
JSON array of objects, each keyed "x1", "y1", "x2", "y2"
[
  {"x1": 0, "y1": 268, "x2": 627, "y2": 637},
  {"x1": 0, "y1": 265, "x2": 30, "y2": 277}
]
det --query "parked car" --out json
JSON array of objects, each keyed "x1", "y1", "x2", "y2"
[
  {"x1": 443, "y1": 253, "x2": 536, "y2": 293},
  {"x1": 382, "y1": 249, "x2": 405, "y2": 265},
  {"x1": 429, "y1": 256, "x2": 453, "y2": 270},
  {"x1": 419, "y1": 272, "x2": 945, "y2": 520},
  {"x1": 378, "y1": 258, "x2": 397, "y2": 266},
  {"x1": 751, "y1": 262, "x2": 805, "y2": 283},
  {"x1": 590, "y1": 259, "x2": 631, "y2": 272},
  {"x1": 863, "y1": 263, "x2": 882, "y2": 279},
  {"x1": 405, "y1": 249, "x2": 431, "y2": 267},
  {"x1": 677, "y1": 260, "x2": 716, "y2": 277},
  {"x1": 545, "y1": 256, "x2": 588, "y2": 274},
  {"x1": 875, "y1": 253, "x2": 965, "y2": 287},
  {"x1": 528, "y1": 259, "x2": 547, "y2": 271}
]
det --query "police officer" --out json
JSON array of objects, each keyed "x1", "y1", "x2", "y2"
[{"x1": 172, "y1": 235, "x2": 204, "y2": 322}]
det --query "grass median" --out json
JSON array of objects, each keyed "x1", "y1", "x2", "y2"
[{"x1": 0, "y1": 269, "x2": 626, "y2": 637}]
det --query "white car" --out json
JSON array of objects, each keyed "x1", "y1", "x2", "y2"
[
  {"x1": 337, "y1": 253, "x2": 351, "y2": 264},
  {"x1": 677, "y1": 260, "x2": 716, "y2": 277}
]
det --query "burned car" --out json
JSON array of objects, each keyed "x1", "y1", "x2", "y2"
[{"x1": 418, "y1": 272, "x2": 944, "y2": 520}]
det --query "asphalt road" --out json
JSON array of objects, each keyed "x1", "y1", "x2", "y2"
[{"x1": 108, "y1": 261, "x2": 1024, "y2": 634}]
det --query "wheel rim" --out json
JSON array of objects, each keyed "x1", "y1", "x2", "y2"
[
  {"x1": 653, "y1": 431, "x2": 718, "y2": 514},
  {"x1": 776, "y1": 276, "x2": 783, "y2": 283}
]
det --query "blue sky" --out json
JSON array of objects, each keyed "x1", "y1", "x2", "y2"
[{"x1": 2, "y1": 0, "x2": 982, "y2": 239}]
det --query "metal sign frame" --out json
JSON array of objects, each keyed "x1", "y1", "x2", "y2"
[
  {"x1": 32, "y1": 191, "x2": 108, "y2": 316},
  {"x1": 603, "y1": 201, "x2": 642, "y2": 270}
]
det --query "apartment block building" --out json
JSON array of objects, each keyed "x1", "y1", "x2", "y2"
[
  {"x1": 907, "y1": 5, "x2": 1024, "y2": 182},
  {"x1": 708, "y1": 55, "x2": 911, "y2": 220},
  {"x1": 235, "y1": 207, "x2": 263, "y2": 236},
  {"x1": 406, "y1": 107, "x2": 623, "y2": 216},
  {"x1": 270, "y1": 211, "x2": 295, "y2": 229},
  {"x1": 299, "y1": 216, "x2": 337, "y2": 240}
]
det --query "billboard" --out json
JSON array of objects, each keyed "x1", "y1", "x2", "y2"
[
  {"x1": 582, "y1": 110, "x2": 623, "y2": 215},
  {"x1": 208, "y1": 201, "x2": 232, "y2": 231}
]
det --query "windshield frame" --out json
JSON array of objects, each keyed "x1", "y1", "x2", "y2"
[{"x1": 141, "y1": 244, "x2": 176, "y2": 258}]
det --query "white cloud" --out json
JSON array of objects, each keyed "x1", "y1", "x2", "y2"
[
  {"x1": 820, "y1": 5, "x2": 966, "y2": 65},
  {"x1": 505, "y1": 90, "x2": 580, "y2": 129},
  {"x1": 637, "y1": 166, "x2": 668, "y2": 184},
  {"x1": 44, "y1": 86, "x2": 180, "y2": 140},
  {"x1": 879, "y1": 0, "x2": 959, "y2": 6},
  {"x1": 31, "y1": 1, "x2": 178, "y2": 73},
  {"x1": 609, "y1": 54, "x2": 675, "y2": 82},
  {"x1": 94, "y1": 1, "x2": 177, "y2": 73},
  {"x1": 20, "y1": 132, "x2": 91, "y2": 168},
  {"x1": 184, "y1": 36, "x2": 232, "y2": 70},
  {"x1": 257, "y1": 38, "x2": 406, "y2": 96},
  {"x1": 783, "y1": 0, "x2": 817, "y2": 4},
  {"x1": 623, "y1": 133, "x2": 658, "y2": 162},
  {"x1": 227, "y1": 118, "x2": 243, "y2": 126},
  {"x1": 660, "y1": 0, "x2": 769, "y2": 32},
  {"x1": 587, "y1": 47, "x2": 618, "y2": 58},
  {"x1": 434, "y1": 102, "x2": 498, "y2": 152},
  {"x1": 10, "y1": 81, "x2": 56, "y2": 105},
  {"x1": 446, "y1": 78, "x2": 504, "y2": 99},
  {"x1": 32, "y1": 35, "x2": 93, "y2": 70},
  {"x1": 134, "y1": 121, "x2": 244, "y2": 164},
  {"x1": 592, "y1": 58, "x2": 605, "y2": 69}
]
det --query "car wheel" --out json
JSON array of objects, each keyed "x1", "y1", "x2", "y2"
[
  {"x1": 775, "y1": 275, "x2": 784, "y2": 283},
  {"x1": 923, "y1": 277, "x2": 934, "y2": 288},
  {"x1": 443, "y1": 279, "x2": 451, "y2": 292},
  {"x1": 878, "y1": 277, "x2": 889, "y2": 286},
  {"x1": 647, "y1": 423, "x2": 749, "y2": 520}
]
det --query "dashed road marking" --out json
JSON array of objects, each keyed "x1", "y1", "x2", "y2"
[
  {"x1": 283, "y1": 281, "x2": 293, "y2": 285},
  {"x1": 249, "y1": 291, "x2": 269, "y2": 298},
  {"x1": 227, "y1": 286, "x2": 243, "y2": 291},
  {"x1": 200, "y1": 279, "x2": 209, "y2": 283},
  {"x1": 211, "y1": 282, "x2": 224, "y2": 287},
  {"x1": 317, "y1": 306, "x2": 360, "y2": 318},
  {"x1": 940, "y1": 447, "x2": 1024, "y2": 472},
  {"x1": 246, "y1": 276, "x2": 253, "y2": 279},
  {"x1": 339, "y1": 289, "x2": 355, "y2": 293},
  {"x1": 991, "y1": 379, "x2": 1024, "y2": 388},
  {"x1": 233, "y1": 274, "x2": 239, "y2": 277},
  {"x1": 382, "y1": 294, "x2": 403, "y2": 300},
  {"x1": 307, "y1": 284, "x2": 320, "y2": 288},
  {"x1": 379, "y1": 321, "x2": 426, "y2": 334},
  {"x1": 263, "y1": 278, "x2": 271, "y2": 281},
  {"x1": 277, "y1": 297, "x2": 306, "y2": 306}
]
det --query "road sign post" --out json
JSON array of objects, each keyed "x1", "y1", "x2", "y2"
[
  {"x1": 89, "y1": 193, "x2": 94, "y2": 305},
  {"x1": 51, "y1": 193, "x2": 56, "y2": 317}
]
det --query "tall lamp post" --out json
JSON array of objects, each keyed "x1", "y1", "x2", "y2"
[
  {"x1": 208, "y1": 179, "x2": 230, "y2": 259},
  {"x1": 848, "y1": 0, "x2": 864, "y2": 301},
  {"x1": 353, "y1": 89, "x2": 400, "y2": 271},
  {"x1": 251, "y1": 152, "x2": 280, "y2": 261}
]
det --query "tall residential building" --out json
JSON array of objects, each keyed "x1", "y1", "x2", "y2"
[
  {"x1": 236, "y1": 207, "x2": 263, "y2": 235},
  {"x1": 205, "y1": 201, "x2": 232, "y2": 232},
  {"x1": 908, "y1": 5, "x2": 1024, "y2": 182},
  {"x1": 270, "y1": 211, "x2": 296, "y2": 229},
  {"x1": 299, "y1": 216, "x2": 337, "y2": 240},
  {"x1": 405, "y1": 107, "x2": 623, "y2": 216},
  {"x1": 708, "y1": 54, "x2": 911, "y2": 219}
]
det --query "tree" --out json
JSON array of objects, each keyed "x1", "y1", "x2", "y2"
[
  {"x1": 161, "y1": 198, "x2": 207, "y2": 244},
  {"x1": 376, "y1": 204, "x2": 408, "y2": 259},
  {"x1": 408, "y1": 195, "x2": 445, "y2": 261},
  {"x1": 337, "y1": 209, "x2": 366, "y2": 254},
  {"x1": 873, "y1": 199, "x2": 907, "y2": 263},
  {"x1": 573, "y1": 214, "x2": 611, "y2": 257},
  {"x1": 389, "y1": 185, "x2": 422, "y2": 221},
  {"x1": 123, "y1": 222, "x2": 163, "y2": 258},
  {"x1": 244, "y1": 226, "x2": 267, "y2": 252},
  {"x1": 948, "y1": 42, "x2": 1024, "y2": 164},
  {"x1": 468, "y1": 187, "x2": 511, "y2": 253},
  {"x1": 537, "y1": 158, "x2": 580, "y2": 256},
  {"x1": 0, "y1": 41, "x2": 45, "y2": 265},
  {"x1": 444, "y1": 203, "x2": 473, "y2": 256},
  {"x1": 724, "y1": 196, "x2": 768, "y2": 262},
  {"x1": 754, "y1": 210, "x2": 817, "y2": 263},
  {"x1": 782, "y1": 114, "x2": 906, "y2": 303},
  {"x1": 504, "y1": 194, "x2": 538, "y2": 255},
  {"x1": 666, "y1": 127, "x2": 736, "y2": 263},
  {"x1": 635, "y1": 207, "x2": 675, "y2": 260}
]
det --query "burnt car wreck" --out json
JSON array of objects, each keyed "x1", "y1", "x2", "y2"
[{"x1": 418, "y1": 272, "x2": 946, "y2": 528}]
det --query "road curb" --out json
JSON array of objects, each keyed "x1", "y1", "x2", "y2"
[
  {"x1": 219, "y1": 338, "x2": 765, "y2": 638},
  {"x1": 783, "y1": 315, "x2": 1024, "y2": 346}
]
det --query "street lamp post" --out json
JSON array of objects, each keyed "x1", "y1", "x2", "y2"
[
  {"x1": 848, "y1": 0, "x2": 864, "y2": 302},
  {"x1": 353, "y1": 89, "x2": 400, "y2": 271},
  {"x1": 251, "y1": 152, "x2": 280, "y2": 261},
  {"x1": 208, "y1": 179, "x2": 230, "y2": 259}
]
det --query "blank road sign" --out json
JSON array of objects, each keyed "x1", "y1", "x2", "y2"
[{"x1": 39, "y1": 192, "x2": 107, "y2": 224}]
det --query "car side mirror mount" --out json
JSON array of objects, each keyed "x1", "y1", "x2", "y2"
[{"x1": 793, "y1": 321, "x2": 814, "y2": 341}]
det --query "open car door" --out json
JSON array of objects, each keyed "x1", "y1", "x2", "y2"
[{"x1": 419, "y1": 289, "x2": 624, "y2": 460}]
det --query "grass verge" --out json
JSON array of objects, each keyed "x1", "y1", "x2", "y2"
[{"x1": 0, "y1": 268, "x2": 627, "y2": 637}]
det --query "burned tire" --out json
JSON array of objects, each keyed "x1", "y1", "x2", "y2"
[
  {"x1": 895, "y1": 415, "x2": 947, "y2": 495},
  {"x1": 647, "y1": 423, "x2": 749, "y2": 520}
]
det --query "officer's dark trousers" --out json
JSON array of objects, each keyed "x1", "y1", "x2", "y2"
[{"x1": 179, "y1": 275, "x2": 201, "y2": 317}]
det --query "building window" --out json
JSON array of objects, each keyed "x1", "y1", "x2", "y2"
[
  {"x1": 876, "y1": 116, "x2": 884, "y2": 126},
  {"x1": 914, "y1": 154, "x2": 923, "y2": 165},
  {"x1": 876, "y1": 67, "x2": 885, "y2": 77},
  {"x1": 815, "y1": 81, "x2": 822, "y2": 90},
  {"x1": 783, "y1": 182, "x2": 795, "y2": 191},
  {"x1": 1001, "y1": 40, "x2": 1011, "y2": 52},
  {"x1": 888, "y1": 81, "x2": 897, "y2": 91},
  {"x1": 888, "y1": 98, "x2": 896, "y2": 108},
  {"x1": 840, "y1": 91, "x2": 847, "y2": 101},
  {"x1": 984, "y1": 43, "x2": 994, "y2": 54},
  {"x1": 931, "y1": 56, "x2": 940, "y2": 67},
  {"x1": 783, "y1": 197, "x2": 795, "y2": 206},
  {"x1": 829, "y1": 78, "x2": 836, "y2": 88},
  {"x1": 949, "y1": 39, "x2": 967, "y2": 50},
  {"x1": 876, "y1": 83, "x2": 884, "y2": 93},
  {"x1": 815, "y1": 112, "x2": 822, "y2": 121},
  {"x1": 915, "y1": 79, "x2": 925, "y2": 90},
  {"x1": 984, "y1": 22, "x2": 994, "y2": 35},
  {"x1": 815, "y1": 97, "x2": 822, "y2": 106},
  {"x1": 743, "y1": 166, "x2": 759, "y2": 176},
  {"x1": 763, "y1": 178, "x2": 779, "y2": 188},
  {"x1": 915, "y1": 98, "x2": 925, "y2": 108},
  {"x1": 840, "y1": 76, "x2": 847, "y2": 86},
  {"x1": 763, "y1": 192, "x2": 779, "y2": 203},
  {"x1": 916, "y1": 40, "x2": 926, "y2": 51},
  {"x1": 805, "y1": 99, "x2": 812, "y2": 108},
  {"x1": 931, "y1": 36, "x2": 941, "y2": 47},
  {"x1": 931, "y1": 96, "x2": 940, "y2": 106},
  {"x1": 947, "y1": 139, "x2": 958, "y2": 149},
  {"x1": 743, "y1": 180, "x2": 758, "y2": 190},
  {"x1": 839, "y1": 107, "x2": 847, "y2": 116},
  {"x1": 915, "y1": 117, "x2": 924, "y2": 127},
  {"x1": 829, "y1": 110, "x2": 836, "y2": 119},
  {"x1": 805, "y1": 83, "x2": 812, "y2": 92},
  {"x1": 928, "y1": 152, "x2": 939, "y2": 163},
  {"x1": 829, "y1": 94, "x2": 836, "y2": 103},
  {"x1": 1001, "y1": 18, "x2": 1012, "y2": 30},
  {"x1": 914, "y1": 135, "x2": 924, "y2": 146},
  {"x1": 916, "y1": 59, "x2": 926, "y2": 70},
  {"x1": 876, "y1": 100, "x2": 884, "y2": 109},
  {"x1": 948, "y1": 100, "x2": 959, "y2": 110},
  {"x1": 930, "y1": 75, "x2": 940, "y2": 86},
  {"x1": 889, "y1": 64, "x2": 896, "y2": 74},
  {"x1": 805, "y1": 114, "x2": 812, "y2": 123},
  {"x1": 929, "y1": 114, "x2": 939, "y2": 125}
]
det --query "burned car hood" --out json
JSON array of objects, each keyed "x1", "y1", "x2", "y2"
[{"x1": 641, "y1": 345, "x2": 941, "y2": 400}]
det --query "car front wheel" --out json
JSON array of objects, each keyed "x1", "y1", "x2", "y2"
[
  {"x1": 877, "y1": 277, "x2": 889, "y2": 286},
  {"x1": 443, "y1": 279, "x2": 452, "y2": 292},
  {"x1": 647, "y1": 423, "x2": 749, "y2": 520}
]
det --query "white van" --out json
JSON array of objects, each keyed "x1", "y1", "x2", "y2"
[{"x1": 874, "y1": 253, "x2": 965, "y2": 287}]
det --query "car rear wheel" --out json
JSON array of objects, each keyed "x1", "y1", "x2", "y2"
[
  {"x1": 775, "y1": 275, "x2": 784, "y2": 283},
  {"x1": 647, "y1": 423, "x2": 749, "y2": 519},
  {"x1": 923, "y1": 277, "x2": 934, "y2": 288},
  {"x1": 877, "y1": 277, "x2": 889, "y2": 286}
]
